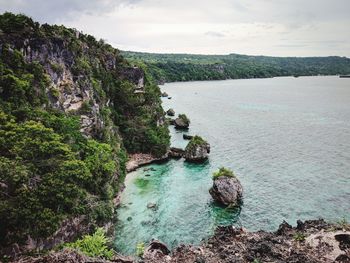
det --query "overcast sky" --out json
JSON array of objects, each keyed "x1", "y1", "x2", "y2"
[{"x1": 1, "y1": 0, "x2": 349, "y2": 57}]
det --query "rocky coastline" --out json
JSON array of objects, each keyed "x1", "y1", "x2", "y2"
[
  {"x1": 15, "y1": 219, "x2": 350, "y2": 263},
  {"x1": 126, "y1": 153, "x2": 169, "y2": 173}
]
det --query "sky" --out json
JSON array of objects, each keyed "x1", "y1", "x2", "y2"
[{"x1": 0, "y1": 0, "x2": 349, "y2": 57}]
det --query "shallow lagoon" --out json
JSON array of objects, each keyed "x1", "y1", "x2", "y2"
[{"x1": 115, "y1": 76, "x2": 350, "y2": 254}]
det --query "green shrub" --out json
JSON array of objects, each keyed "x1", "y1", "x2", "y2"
[
  {"x1": 65, "y1": 228, "x2": 114, "y2": 259},
  {"x1": 50, "y1": 62, "x2": 64, "y2": 74},
  {"x1": 293, "y1": 232, "x2": 306, "y2": 242},
  {"x1": 212, "y1": 167, "x2": 235, "y2": 179},
  {"x1": 136, "y1": 242, "x2": 145, "y2": 257},
  {"x1": 185, "y1": 135, "x2": 207, "y2": 153}
]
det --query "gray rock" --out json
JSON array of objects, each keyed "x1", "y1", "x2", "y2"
[
  {"x1": 169, "y1": 147, "x2": 185, "y2": 159},
  {"x1": 161, "y1": 92, "x2": 168, "y2": 97},
  {"x1": 209, "y1": 176, "x2": 243, "y2": 206},
  {"x1": 183, "y1": 134, "x2": 193, "y2": 140},
  {"x1": 167, "y1": 108, "x2": 175, "y2": 116},
  {"x1": 147, "y1": 202, "x2": 157, "y2": 210},
  {"x1": 144, "y1": 239, "x2": 170, "y2": 259},
  {"x1": 174, "y1": 118, "x2": 189, "y2": 129},
  {"x1": 184, "y1": 136, "x2": 210, "y2": 162}
]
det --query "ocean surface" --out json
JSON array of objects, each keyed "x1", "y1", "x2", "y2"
[{"x1": 114, "y1": 76, "x2": 350, "y2": 254}]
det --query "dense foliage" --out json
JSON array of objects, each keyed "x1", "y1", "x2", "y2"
[
  {"x1": 122, "y1": 51, "x2": 350, "y2": 83},
  {"x1": 65, "y1": 228, "x2": 114, "y2": 259},
  {"x1": 212, "y1": 167, "x2": 235, "y2": 179},
  {"x1": 185, "y1": 135, "x2": 206, "y2": 151},
  {"x1": 0, "y1": 12, "x2": 169, "y2": 250}
]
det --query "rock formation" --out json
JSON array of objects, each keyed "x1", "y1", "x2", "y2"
[
  {"x1": 166, "y1": 108, "x2": 175, "y2": 116},
  {"x1": 209, "y1": 177, "x2": 242, "y2": 206},
  {"x1": 184, "y1": 136, "x2": 210, "y2": 162},
  {"x1": 169, "y1": 147, "x2": 185, "y2": 159},
  {"x1": 209, "y1": 168, "x2": 242, "y2": 206},
  {"x1": 183, "y1": 134, "x2": 193, "y2": 140},
  {"x1": 174, "y1": 114, "x2": 190, "y2": 130}
]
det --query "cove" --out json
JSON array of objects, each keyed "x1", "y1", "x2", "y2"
[{"x1": 115, "y1": 76, "x2": 350, "y2": 255}]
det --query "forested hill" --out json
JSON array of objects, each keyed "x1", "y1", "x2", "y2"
[
  {"x1": 0, "y1": 12, "x2": 169, "y2": 256},
  {"x1": 122, "y1": 51, "x2": 350, "y2": 83}
]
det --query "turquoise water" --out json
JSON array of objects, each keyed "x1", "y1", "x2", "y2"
[{"x1": 115, "y1": 76, "x2": 350, "y2": 254}]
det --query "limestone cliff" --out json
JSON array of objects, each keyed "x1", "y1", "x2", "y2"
[{"x1": 0, "y1": 12, "x2": 169, "y2": 257}]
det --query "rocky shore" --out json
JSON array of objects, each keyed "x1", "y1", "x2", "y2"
[
  {"x1": 126, "y1": 153, "x2": 168, "y2": 172},
  {"x1": 15, "y1": 219, "x2": 350, "y2": 263}
]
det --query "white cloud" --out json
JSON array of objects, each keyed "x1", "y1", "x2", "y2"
[{"x1": 0, "y1": 0, "x2": 349, "y2": 56}]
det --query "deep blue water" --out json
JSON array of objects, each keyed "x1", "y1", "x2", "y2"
[{"x1": 115, "y1": 76, "x2": 350, "y2": 254}]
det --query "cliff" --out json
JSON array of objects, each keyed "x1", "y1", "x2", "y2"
[{"x1": 0, "y1": 12, "x2": 169, "y2": 257}]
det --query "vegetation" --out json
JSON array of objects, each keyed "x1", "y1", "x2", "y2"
[
  {"x1": 122, "y1": 51, "x2": 350, "y2": 83},
  {"x1": 178, "y1": 114, "x2": 190, "y2": 126},
  {"x1": 293, "y1": 232, "x2": 306, "y2": 242},
  {"x1": 65, "y1": 228, "x2": 114, "y2": 259},
  {"x1": 136, "y1": 242, "x2": 145, "y2": 257},
  {"x1": 212, "y1": 167, "x2": 235, "y2": 179},
  {"x1": 185, "y1": 135, "x2": 207, "y2": 154},
  {"x1": 0, "y1": 12, "x2": 169, "y2": 251}
]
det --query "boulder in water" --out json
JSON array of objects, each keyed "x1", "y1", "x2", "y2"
[
  {"x1": 183, "y1": 134, "x2": 193, "y2": 140},
  {"x1": 161, "y1": 92, "x2": 168, "y2": 97},
  {"x1": 147, "y1": 202, "x2": 157, "y2": 210},
  {"x1": 174, "y1": 114, "x2": 190, "y2": 130},
  {"x1": 184, "y1": 136, "x2": 210, "y2": 162},
  {"x1": 166, "y1": 108, "x2": 175, "y2": 116},
  {"x1": 209, "y1": 167, "x2": 243, "y2": 206}
]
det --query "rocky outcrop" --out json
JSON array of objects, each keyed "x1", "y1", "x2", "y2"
[
  {"x1": 126, "y1": 153, "x2": 168, "y2": 172},
  {"x1": 174, "y1": 118, "x2": 189, "y2": 129},
  {"x1": 120, "y1": 66, "x2": 145, "y2": 91},
  {"x1": 143, "y1": 220, "x2": 350, "y2": 263},
  {"x1": 169, "y1": 147, "x2": 185, "y2": 159},
  {"x1": 143, "y1": 240, "x2": 170, "y2": 262},
  {"x1": 183, "y1": 134, "x2": 193, "y2": 140},
  {"x1": 166, "y1": 108, "x2": 175, "y2": 116},
  {"x1": 184, "y1": 136, "x2": 210, "y2": 162},
  {"x1": 209, "y1": 176, "x2": 243, "y2": 206},
  {"x1": 14, "y1": 220, "x2": 350, "y2": 263},
  {"x1": 16, "y1": 248, "x2": 134, "y2": 263},
  {"x1": 174, "y1": 114, "x2": 190, "y2": 130}
]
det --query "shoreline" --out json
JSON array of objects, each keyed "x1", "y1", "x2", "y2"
[
  {"x1": 17, "y1": 219, "x2": 350, "y2": 262},
  {"x1": 125, "y1": 153, "x2": 170, "y2": 173},
  {"x1": 158, "y1": 74, "x2": 340, "y2": 85}
]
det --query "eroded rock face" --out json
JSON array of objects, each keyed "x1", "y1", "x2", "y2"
[
  {"x1": 184, "y1": 137, "x2": 210, "y2": 162},
  {"x1": 169, "y1": 147, "x2": 185, "y2": 159},
  {"x1": 120, "y1": 66, "x2": 145, "y2": 91},
  {"x1": 209, "y1": 176, "x2": 243, "y2": 206}
]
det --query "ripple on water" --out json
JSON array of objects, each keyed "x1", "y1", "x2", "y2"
[{"x1": 115, "y1": 77, "x2": 350, "y2": 255}]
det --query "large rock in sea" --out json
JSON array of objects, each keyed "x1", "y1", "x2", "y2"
[
  {"x1": 184, "y1": 136, "x2": 210, "y2": 162},
  {"x1": 166, "y1": 108, "x2": 175, "y2": 116},
  {"x1": 209, "y1": 168, "x2": 243, "y2": 206},
  {"x1": 174, "y1": 114, "x2": 190, "y2": 130}
]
